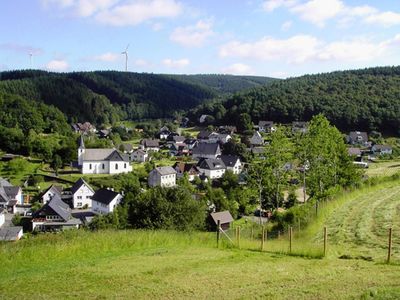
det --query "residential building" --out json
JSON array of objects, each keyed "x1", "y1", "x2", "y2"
[
  {"x1": 0, "y1": 178, "x2": 23, "y2": 213},
  {"x1": 249, "y1": 131, "x2": 264, "y2": 146},
  {"x1": 0, "y1": 226, "x2": 23, "y2": 241},
  {"x1": 185, "y1": 138, "x2": 198, "y2": 150},
  {"x1": 148, "y1": 166, "x2": 177, "y2": 187},
  {"x1": 120, "y1": 143, "x2": 134, "y2": 154},
  {"x1": 131, "y1": 149, "x2": 149, "y2": 162},
  {"x1": 139, "y1": 139, "x2": 160, "y2": 152},
  {"x1": 32, "y1": 195, "x2": 82, "y2": 231},
  {"x1": 0, "y1": 210, "x2": 4, "y2": 227},
  {"x1": 92, "y1": 188, "x2": 123, "y2": 214},
  {"x1": 347, "y1": 131, "x2": 369, "y2": 146},
  {"x1": 173, "y1": 162, "x2": 200, "y2": 181},
  {"x1": 197, "y1": 130, "x2": 213, "y2": 142},
  {"x1": 170, "y1": 143, "x2": 190, "y2": 156},
  {"x1": 258, "y1": 121, "x2": 275, "y2": 133},
  {"x1": 371, "y1": 145, "x2": 393, "y2": 156},
  {"x1": 71, "y1": 178, "x2": 95, "y2": 208},
  {"x1": 292, "y1": 121, "x2": 308, "y2": 133},
  {"x1": 348, "y1": 147, "x2": 362, "y2": 157},
  {"x1": 41, "y1": 184, "x2": 63, "y2": 204},
  {"x1": 71, "y1": 122, "x2": 96, "y2": 134},
  {"x1": 157, "y1": 127, "x2": 171, "y2": 140},
  {"x1": 192, "y1": 143, "x2": 221, "y2": 159},
  {"x1": 197, "y1": 158, "x2": 226, "y2": 179},
  {"x1": 218, "y1": 126, "x2": 237, "y2": 135},
  {"x1": 220, "y1": 155, "x2": 242, "y2": 174},
  {"x1": 78, "y1": 136, "x2": 132, "y2": 174}
]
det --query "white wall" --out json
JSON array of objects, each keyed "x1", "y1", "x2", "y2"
[
  {"x1": 109, "y1": 161, "x2": 132, "y2": 174},
  {"x1": 0, "y1": 213, "x2": 4, "y2": 228},
  {"x1": 92, "y1": 194, "x2": 123, "y2": 214},
  {"x1": 73, "y1": 184, "x2": 94, "y2": 208},
  {"x1": 160, "y1": 174, "x2": 176, "y2": 187},
  {"x1": 82, "y1": 161, "x2": 110, "y2": 174},
  {"x1": 199, "y1": 168, "x2": 225, "y2": 179}
]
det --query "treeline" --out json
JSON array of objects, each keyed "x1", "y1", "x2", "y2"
[
  {"x1": 0, "y1": 70, "x2": 274, "y2": 125},
  {"x1": 189, "y1": 66, "x2": 400, "y2": 134}
]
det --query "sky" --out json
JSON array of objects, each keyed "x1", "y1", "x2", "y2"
[{"x1": 0, "y1": 0, "x2": 400, "y2": 78}]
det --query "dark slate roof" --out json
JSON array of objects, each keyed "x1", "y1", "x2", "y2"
[
  {"x1": 292, "y1": 121, "x2": 307, "y2": 127},
  {"x1": 211, "y1": 211, "x2": 234, "y2": 225},
  {"x1": 121, "y1": 143, "x2": 133, "y2": 152},
  {"x1": 197, "y1": 158, "x2": 226, "y2": 170},
  {"x1": 197, "y1": 130, "x2": 212, "y2": 139},
  {"x1": 192, "y1": 143, "x2": 220, "y2": 156},
  {"x1": 349, "y1": 131, "x2": 368, "y2": 142},
  {"x1": 372, "y1": 144, "x2": 392, "y2": 151},
  {"x1": 220, "y1": 155, "x2": 240, "y2": 167},
  {"x1": 172, "y1": 136, "x2": 186, "y2": 143},
  {"x1": 140, "y1": 139, "x2": 160, "y2": 148},
  {"x1": 92, "y1": 188, "x2": 120, "y2": 205},
  {"x1": 105, "y1": 150, "x2": 130, "y2": 162},
  {"x1": 42, "y1": 184, "x2": 63, "y2": 197},
  {"x1": 34, "y1": 194, "x2": 71, "y2": 221},
  {"x1": 258, "y1": 121, "x2": 274, "y2": 127},
  {"x1": 348, "y1": 147, "x2": 362, "y2": 156},
  {"x1": 71, "y1": 178, "x2": 94, "y2": 194},
  {"x1": 184, "y1": 138, "x2": 197, "y2": 145},
  {"x1": 173, "y1": 162, "x2": 199, "y2": 175},
  {"x1": 4, "y1": 186, "x2": 20, "y2": 198}
]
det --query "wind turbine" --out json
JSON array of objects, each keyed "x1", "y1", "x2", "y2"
[{"x1": 121, "y1": 44, "x2": 129, "y2": 72}]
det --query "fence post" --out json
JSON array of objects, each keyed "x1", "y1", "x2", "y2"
[
  {"x1": 237, "y1": 226, "x2": 241, "y2": 249},
  {"x1": 387, "y1": 227, "x2": 393, "y2": 263},
  {"x1": 251, "y1": 225, "x2": 254, "y2": 240},
  {"x1": 323, "y1": 226, "x2": 327, "y2": 257},
  {"x1": 289, "y1": 226, "x2": 293, "y2": 253},
  {"x1": 261, "y1": 226, "x2": 265, "y2": 251},
  {"x1": 217, "y1": 220, "x2": 220, "y2": 248},
  {"x1": 278, "y1": 230, "x2": 281, "y2": 239}
]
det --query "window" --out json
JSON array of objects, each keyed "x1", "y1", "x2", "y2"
[
  {"x1": 77, "y1": 196, "x2": 82, "y2": 199},
  {"x1": 102, "y1": 163, "x2": 105, "y2": 169},
  {"x1": 115, "y1": 163, "x2": 118, "y2": 170},
  {"x1": 124, "y1": 163, "x2": 127, "y2": 169},
  {"x1": 86, "y1": 196, "x2": 91, "y2": 199},
  {"x1": 89, "y1": 164, "x2": 92, "y2": 170},
  {"x1": 77, "y1": 202, "x2": 82, "y2": 207}
]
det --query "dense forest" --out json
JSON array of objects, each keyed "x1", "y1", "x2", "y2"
[
  {"x1": 0, "y1": 70, "x2": 275, "y2": 124},
  {"x1": 189, "y1": 66, "x2": 400, "y2": 134}
]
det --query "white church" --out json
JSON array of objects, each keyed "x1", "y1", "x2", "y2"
[{"x1": 77, "y1": 136, "x2": 132, "y2": 175}]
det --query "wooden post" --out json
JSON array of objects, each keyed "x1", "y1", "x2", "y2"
[
  {"x1": 298, "y1": 218, "x2": 301, "y2": 234},
  {"x1": 238, "y1": 226, "x2": 241, "y2": 249},
  {"x1": 323, "y1": 226, "x2": 327, "y2": 257},
  {"x1": 289, "y1": 226, "x2": 293, "y2": 253},
  {"x1": 387, "y1": 227, "x2": 393, "y2": 263},
  {"x1": 261, "y1": 226, "x2": 265, "y2": 251},
  {"x1": 251, "y1": 225, "x2": 254, "y2": 240},
  {"x1": 217, "y1": 220, "x2": 220, "y2": 248},
  {"x1": 278, "y1": 230, "x2": 281, "y2": 239}
]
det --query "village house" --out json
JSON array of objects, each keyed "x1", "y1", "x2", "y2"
[
  {"x1": 0, "y1": 178, "x2": 23, "y2": 213},
  {"x1": 184, "y1": 138, "x2": 198, "y2": 150},
  {"x1": 292, "y1": 121, "x2": 308, "y2": 133},
  {"x1": 0, "y1": 208, "x2": 23, "y2": 241},
  {"x1": 71, "y1": 122, "x2": 96, "y2": 135},
  {"x1": 91, "y1": 188, "x2": 123, "y2": 214},
  {"x1": 71, "y1": 178, "x2": 95, "y2": 208},
  {"x1": 120, "y1": 143, "x2": 134, "y2": 154},
  {"x1": 197, "y1": 158, "x2": 226, "y2": 179},
  {"x1": 32, "y1": 195, "x2": 82, "y2": 231},
  {"x1": 220, "y1": 155, "x2": 242, "y2": 174},
  {"x1": 41, "y1": 184, "x2": 63, "y2": 204},
  {"x1": 131, "y1": 149, "x2": 149, "y2": 162},
  {"x1": 157, "y1": 126, "x2": 171, "y2": 140},
  {"x1": 170, "y1": 143, "x2": 190, "y2": 156},
  {"x1": 371, "y1": 144, "x2": 393, "y2": 156},
  {"x1": 249, "y1": 131, "x2": 264, "y2": 147},
  {"x1": 218, "y1": 126, "x2": 237, "y2": 135},
  {"x1": 78, "y1": 136, "x2": 132, "y2": 175},
  {"x1": 197, "y1": 130, "x2": 214, "y2": 142},
  {"x1": 173, "y1": 162, "x2": 200, "y2": 181},
  {"x1": 171, "y1": 135, "x2": 186, "y2": 144},
  {"x1": 139, "y1": 139, "x2": 160, "y2": 152},
  {"x1": 98, "y1": 129, "x2": 111, "y2": 139},
  {"x1": 148, "y1": 166, "x2": 177, "y2": 187},
  {"x1": 347, "y1": 131, "x2": 369, "y2": 146},
  {"x1": 258, "y1": 121, "x2": 276, "y2": 133},
  {"x1": 192, "y1": 143, "x2": 222, "y2": 160},
  {"x1": 0, "y1": 209, "x2": 4, "y2": 228},
  {"x1": 348, "y1": 147, "x2": 362, "y2": 157}
]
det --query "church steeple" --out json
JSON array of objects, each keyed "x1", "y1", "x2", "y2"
[
  {"x1": 78, "y1": 135, "x2": 85, "y2": 167},
  {"x1": 79, "y1": 135, "x2": 85, "y2": 149}
]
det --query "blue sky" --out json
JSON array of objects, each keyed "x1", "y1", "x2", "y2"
[{"x1": 1, "y1": 0, "x2": 400, "y2": 78}]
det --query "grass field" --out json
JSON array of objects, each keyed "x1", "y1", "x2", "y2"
[
  {"x1": 2, "y1": 178, "x2": 400, "y2": 299},
  {"x1": 366, "y1": 159, "x2": 400, "y2": 177}
]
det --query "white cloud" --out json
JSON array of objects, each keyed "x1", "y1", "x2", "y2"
[
  {"x1": 262, "y1": 0, "x2": 297, "y2": 12},
  {"x1": 46, "y1": 59, "x2": 69, "y2": 71},
  {"x1": 219, "y1": 34, "x2": 399, "y2": 64},
  {"x1": 75, "y1": 0, "x2": 118, "y2": 17},
  {"x1": 134, "y1": 59, "x2": 150, "y2": 67},
  {"x1": 151, "y1": 22, "x2": 163, "y2": 31},
  {"x1": 281, "y1": 21, "x2": 292, "y2": 31},
  {"x1": 170, "y1": 19, "x2": 214, "y2": 47},
  {"x1": 364, "y1": 11, "x2": 400, "y2": 27},
  {"x1": 162, "y1": 58, "x2": 190, "y2": 68},
  {"x1": 222, "y1": 63, "x2": 254, "y2": 75},
  {"x1": 290, "y1": 0, "x2": 344, "y2": 27},
  {"x1": 95, "y1": 0, "x2": 183, "y2": 26},
  {"x1": 92, "y1": 52, "x2": 120, "y2": 62},
  {"x1": 219, "y1": 35, "x2": 320, "y2": 64}
]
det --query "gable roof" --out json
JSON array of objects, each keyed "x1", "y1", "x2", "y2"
[
  {"x1": 3, "y1": 186, "x2": 20, "y2": 198},
  {"x1": 220, "y1": 155, "x2": 240, "y2": 167},
  {"x1": 250, "y1": 131, "x2": 264, "y2": 145},
  {"x1": 372, "y1": 144, "x2": 392, "y2": 151},
  {"x1": 120, "y1": 143, "x2": 133, "y2": 152},
  {"x1": 172, "y1": 136, "x2": 186, "y2": 143},
  {"x1": 152, "y1": 166, "x2": 176, "y2": 176},
  {"x1": 197, "y1": 130, "x2": 212, "y2": 140},
  {"x1": 71, "y1": 178, "x2": 94, "y2": 195},
  {"x1": 197, "y1": 158, "x2": 226, "y2": 170},
  {"x1": 192, "y1": 143, "x2": 221, "y2": 156},
  {"x1": 211, "y1": 211, "x2": 234, "y2": 225},
  {"x1": 349, "y1": 131, "x2": 368, "y2": 141},
  {"x1": 259, "y1": 121, "x2": 274, "y2": 127},
  {"x1": 92, "y1": 189, "x2": 120, "y2": 205},
  {"x1": 82, "y1": 149, "x2": 115, "y2": 161},
  {"x1": 140, "y1": 139, "x2": 160, "y2": 148},
  {"x1": 133, "y1": 149, "x2": 147, "y2": 155},
  {"x1": 34, "y1": 194, "x2": 71, "y2": 221},
  {"x1": 173, "y1": 162, "x2": 199, "y2": 175},
  {"x1": 105, "y1": 150, "x2": 130, "y2": 162},
  {"x1": 42, "y1": 184, "x2": 63, "y2": 197}
]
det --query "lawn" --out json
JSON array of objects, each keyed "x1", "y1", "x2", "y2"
[{"x1": 366, "y1": 159, "x2": 400, "y2": 177}]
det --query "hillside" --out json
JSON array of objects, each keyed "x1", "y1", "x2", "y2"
[
  {"x1": 0, "y1": 70, "x2": 276, "y2": 124},
  {"x1": 1, "y1": 178, "x2": 400, "y2": 299},
  {"x1": 190, "y1": 66, "x2": 400, "y2": 134}
]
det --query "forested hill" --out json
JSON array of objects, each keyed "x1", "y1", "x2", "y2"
[
  {"x1": 0, "y1": 70, "x2": 276, "y2": 125},
  {"x1": 189, "y1": 66, "x2": 400, "y2": 134}
]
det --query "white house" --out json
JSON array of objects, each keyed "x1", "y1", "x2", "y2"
[
  {"x1": 71, "y1": 178, "x2": 95, "y2": 208},
  {"x1": 92, "y1": 188, "x2": 123, "y2": 214},
  {"x1": 131, "y1": 149, "x2": 149, "y2": 162},
  {"x1": 78, "y1": 136, "x2": 132, "y2": 175},
  {"x1": 197, "y1": 158, "x2": 226, "y2": 179},
  {"x1": 41, "y1": 185, "x2": 63, "y2": 204},
  {"x1": 220, "y1": 155, "x2": 242, "y2": 174},
  {"x1": 0, "y1": 210, "x2": 4, "y2": 228},
  {"x1": 148, "y1": 167, "x2": 177, "y2": 187},
  {"x1": 0, "y1": 178, "x2": 24, "y2": 213},
  {"x1": 371, "y1": 145, "x2": 393, "y2": 156}
]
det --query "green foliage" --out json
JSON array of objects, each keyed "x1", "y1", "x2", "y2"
[{"x1": 6, "y1": 158, "x2": 29, "y2": 174}]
